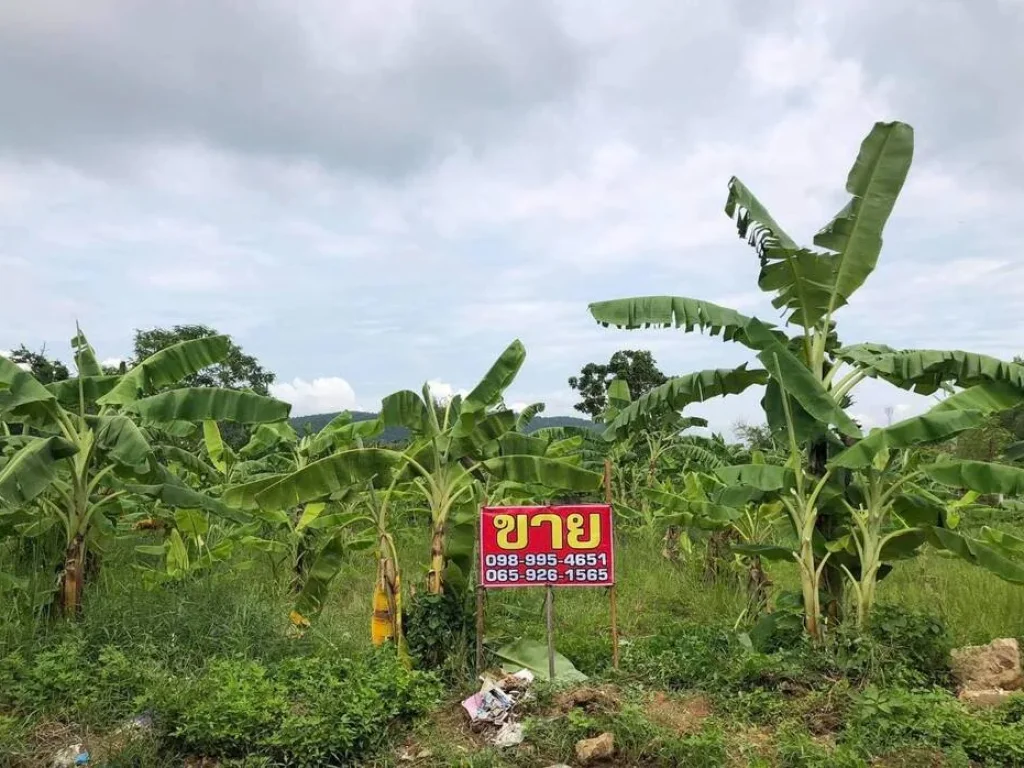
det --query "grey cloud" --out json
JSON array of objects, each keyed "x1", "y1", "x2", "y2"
[
  {"x1": 0, "y1": 0, "x2": 585, "y2": 177},
  {"x1": 822, "y1": 0, "x2": 1024, "y2": 176}
]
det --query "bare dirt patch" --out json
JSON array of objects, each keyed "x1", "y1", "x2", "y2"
[{"x1": 643, "y1": 691, "x2": 712, "y2": 734}]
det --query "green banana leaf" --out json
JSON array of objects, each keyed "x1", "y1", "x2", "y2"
[
  {"x1": 90, "y1": 415, "x2": 154, "y2": 471},
  {"x1": 831, "y1": 382, "x2": 1024, "y2": 469},
  {"x1": 46, "y1": 376, "x2": 120, "y2": 408},
  {"x1": 715, "y1": 464, "x2": 795, "y2": 491},
  {"x1": 241, "y1": 421, "x2": 299, "y2": 457},
  {"x1": 124, "y1": 474, "x2": 251, "y2": 523},
  {"x1": 99, "y1": 335, "x2": 232, "y2": 405},
  {"x1": 604, "y1": 365, "x2": 769, "y2": 440},
  {"x1": 813, "y1": 121, "x2": 914, "y2": 315},
  {"x1": 454, "y1": 340, "x2": 526, "y2": 438},
  {"x1": 222, "y1": 475, "x2": 284, "y2": 510},
  {"x1": 70, "y1": 328, "x2": 104, "y2": 377},
  {"x1": 747, "y1": 318, "x2": 860, "y2": 438},
  {"x1": 255, "y1": 449, "x2": 402, "y2": 511},
  {"x1": 381, "y1": 390, "x2": 432, "y2": 435},
  {"x1": 494, "y1": 637, "x2": 588, "y2": 682},
  {"x1": 725, "y1": 177, "x2": 835, "y2": 328},
  {"x1": 515, "y1": 402, "x2": 545, "y2": 430},
  {"x1": 160, "y1": 445, "x2": 220, "y2": 481},
  {"x1": 129, "y1": 388, "x2": 290, "y2": 424},
  {"x1": 0, "y1": 436, "x2": 77, "y2": 508},
  {"x1": 923, "y1": 460, "x2": 1024, "y2": 496},
  {"x1": 451, "y1": 410, "x2": 518, "y2": 458},
  {"x1": 0, "y1": 355, "x2": 57, "y2": 424},
  {"x1": 927, "y1": 526, "x2": 1024, "y2": 584},
  {"x1": 203, "y1": 421, "x2": 229, "y2": 474},
  {"x1": 493, "y1": 433, "x2": 551, "y2": 458},
  {"x1": 836, "y1": 346, "x2": 1024, "y2": 396},
  {"x1": 588, "y1": 295, "x2": 777, "y2": 350},
  {"x1": 293, "y1": 531, "x2": 362, "y2": 621},
  {"x1": 481, "y1": 455, "x2": 602, "y2": 491}
]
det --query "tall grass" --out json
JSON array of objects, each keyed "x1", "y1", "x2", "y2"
[{"x1": 5, "y1": 527, "x2": 1024, "y2": 669}]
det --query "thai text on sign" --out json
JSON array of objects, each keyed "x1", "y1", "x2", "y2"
[{"x1": 479, "y1": 504, "x2": 614, "y2": 588}]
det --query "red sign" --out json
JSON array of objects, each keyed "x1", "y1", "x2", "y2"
[{"x1": 479, "y1": 505, "x2": 614, "y2": 589}]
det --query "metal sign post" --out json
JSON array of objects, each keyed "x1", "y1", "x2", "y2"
[{"x1": 604, "y1": 459, "x2": 619, "y2": 670}]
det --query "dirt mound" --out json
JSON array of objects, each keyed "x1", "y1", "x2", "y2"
[{"x1": 553, "y1": 685, "x2": 621, "y2": 714}]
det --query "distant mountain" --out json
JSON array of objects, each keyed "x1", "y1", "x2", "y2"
[{"x1": 289, "y1": 410, "x2": 598, "y2": 443}]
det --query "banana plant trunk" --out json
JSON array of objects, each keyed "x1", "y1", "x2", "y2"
[
  {"x1": 745, "y1": 555, "x2": 771, "y2": 616},
  {"x1": 662, "y1": 525, "x2": 681, "y2": 563},
  {"x1": 809, "y1": 437, "x2": 844, "y2": 624},
  {"x1": 427, "y1": 526, "x2": 445, "y2": 595},
  {"x1": 371, "y1": 554, "x2": 402, "y2": 646},
  {"x1": 703, "y1": 529, "x2": 738, "y2": 583},
  {"x1": 59, "y1": 535, "x2": 86, "y2": 617}
]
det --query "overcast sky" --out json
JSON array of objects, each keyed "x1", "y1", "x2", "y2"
[{"x1": 2, "y1": 1, "x2": 1022, "y2": 430}]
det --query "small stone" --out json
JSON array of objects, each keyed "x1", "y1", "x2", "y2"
[
  {"x1": 575, "y1": 732, "x2": 614, "y2": 764},
  {"x1": 950, "y1": 638, "x2": 1024, "y2": 692}
]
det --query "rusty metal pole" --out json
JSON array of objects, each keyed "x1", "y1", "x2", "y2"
[
  {"x1": 604, "y1": 458, "x2": 620, "y2": 670},
  {"x1": 545, "y1": 584, "x2": 556, "y2": 680},
  {"x1": 475, "y1": 585, "x2": 486, "y2": 673}
]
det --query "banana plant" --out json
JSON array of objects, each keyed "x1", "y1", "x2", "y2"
[
  {"x1": 588, "y1": 120, "x2": 1024, "y2": 637},
  {"x1": 220, "y1": 412, "x2": 384, "y2": 589},
  {"x1": 0, "y1": 328, "x2": 289, "y2": 615},
  {"x1": 378, "y1": 340, "x2": 603, "y2": 595},
  {"x1": 132, "y1": 507, "x2": 243, "y2": 586}
]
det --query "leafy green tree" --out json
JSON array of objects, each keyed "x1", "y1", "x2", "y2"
[
  {"x1": 568, "y1": 349, "x2": 667, "y2": 419},
  {"x1": 6, "y1": 345, "x2": 70, "y2": 384},
  {"x1": 589, "y1": 120, "x2": 1024, "y2": 636},
  {"x1": 733, "y1": 420, "x2": 778, "y2": 453}
]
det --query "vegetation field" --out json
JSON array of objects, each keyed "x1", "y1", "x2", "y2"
[
  {"x1": 5, "y1": 528, "x2": 1024, "y2": 766},
  {"x1": 4, "y1": 119, "x2": 1024, "y2": 766}
]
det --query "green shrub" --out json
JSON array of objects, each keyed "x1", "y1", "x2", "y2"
[
  {"x1": 775, "y1": 724, "x2": 866, "y2": 768},
  {"x1": 623, "y1": 622, "x2": 737, "y2": 689},
  {"x1": 845, "y1": 686, "x2": 1024, "y2": 765},
  {"x1": 404, "y1": 590, "x2": 471, "y2": 676},
  {"x1": 556, "y1": 629, "x2": 613, "y2": 677},
  {"x1": 0, "y1": 633, "x2": 164, "y2": 725},
  {"x1": 836, "y1": 604, "x2": 952, "y2": 688},
  {"x1": 158, "y1": 649, "x2": 442, "y2": 766}
]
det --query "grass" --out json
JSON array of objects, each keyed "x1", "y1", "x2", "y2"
[{"x1": 4, "y1": 522, "x2": 1024, "y2": 766}]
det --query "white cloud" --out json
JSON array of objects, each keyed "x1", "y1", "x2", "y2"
[
  {"x1": 101, "y1": 357, "x2": 123, "y2": 367},
  {"x1": 270, "y1": 376, "x2": 358, "y2": 416},
  {"x1": 426, "y1": 379, "x2": 469, "y2": 403}
]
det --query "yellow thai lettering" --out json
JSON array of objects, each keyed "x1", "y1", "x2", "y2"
[
  {"x1": 494, "y1": 513, "x2": 528, "y2": 550},
  {"x1": 529, "y1": 513, "x2": 564, "y2": 549},
  {"x1": 567, "y1": 512, "x2": 601, "y2": 549}
]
